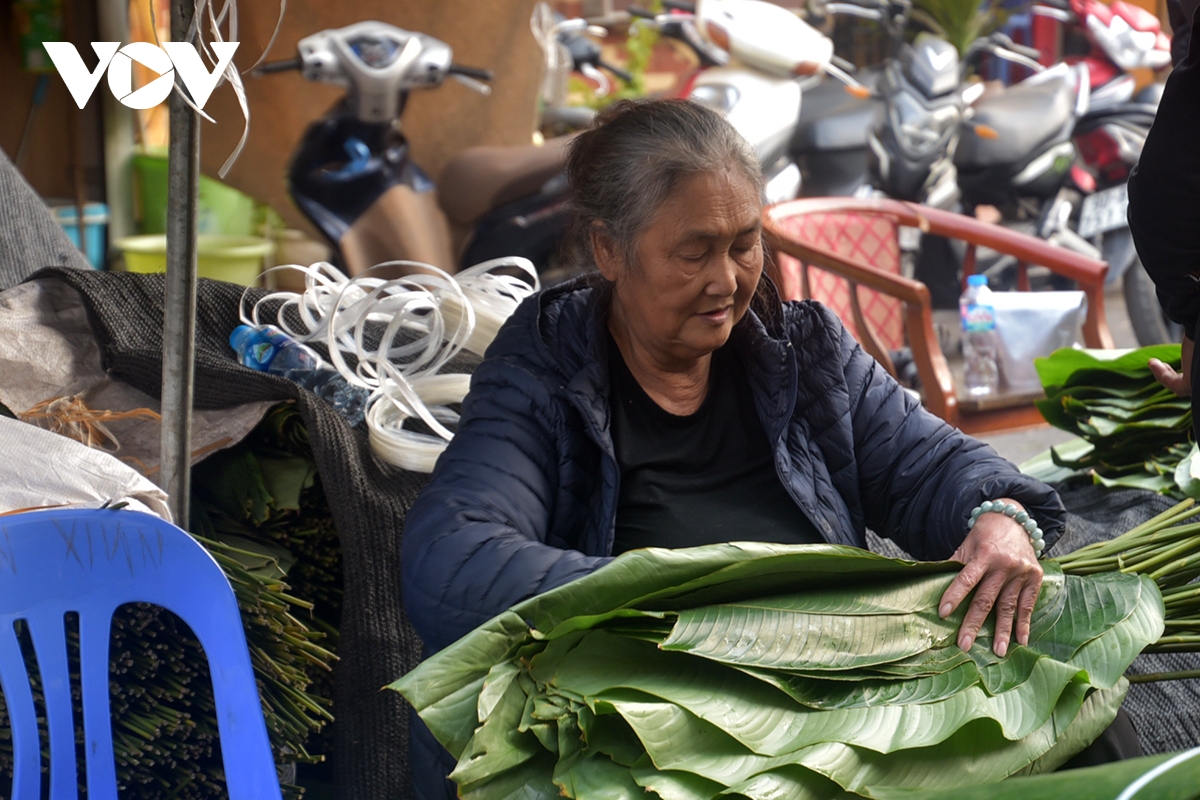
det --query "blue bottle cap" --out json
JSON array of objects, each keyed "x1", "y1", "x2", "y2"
[
  {"x1": 967, "y1": 274, "x2": 988, "y2": 287},
  {"x1": 229, "y1": 324, "x2": 254, "y2": 352}
]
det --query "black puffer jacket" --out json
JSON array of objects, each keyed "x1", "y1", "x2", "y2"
[
  {"x1": 1168, "y1": 0, "x2": 1198, "y2": 65},
  {"x1": 1128, "y1": 3, "x2": 1200, "y2": 413},
  {"x1": 401, "y1": 279, "x2": 1065, "y2": 654}
]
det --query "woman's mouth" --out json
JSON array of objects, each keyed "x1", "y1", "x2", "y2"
[{"x1": 698, "y1": 307, "x2": 732, "y2": 323}]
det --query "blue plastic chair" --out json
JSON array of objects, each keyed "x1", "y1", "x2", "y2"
[{"x1": 0, "y1": 508, "x2": 283, "y2": 800}]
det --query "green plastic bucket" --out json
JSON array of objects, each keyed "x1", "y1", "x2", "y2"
[
  {"x1": 133, "y1": 154, "x2": 258, "y2": 236},
  {"x1": 116, "y1": 235, "x2": 275, "y2": 286}
]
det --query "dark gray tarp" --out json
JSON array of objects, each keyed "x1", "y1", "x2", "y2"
[
  {"x1": 0, "y1": 144, "x2": 442, "y2": 798},
  {"x1": 1056, "y1": 483, "x2": 1200, "y2": 756},
  {"x1": 0, "y1": 148, "x2": 90, "y2": 286},
  {"x1": 24, "y1": 265, "x2": 456, "y2": 800}
]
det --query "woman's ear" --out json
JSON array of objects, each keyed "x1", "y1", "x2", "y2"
[{"x1": 590, "y1": 224, "x2": 623, "y2": 283}]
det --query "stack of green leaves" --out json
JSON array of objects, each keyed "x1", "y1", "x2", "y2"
[
  {"x1": 1056, "y1": 499, "x2": 1200, "y2": 670},
  {"x1": 1023, "y1": 345, "x2": 1194, "y2": 495},
  {"x1": 190, "y1": 402, "x2": 343, "y2": 743},
  {"x1": 391, "y1": 542, "x2": 1163, "y2": 799},
  {"x1": 189, "y1": 404, "x2": 342, "y2": 769},
  {"x1": 873, "y1": 747, "x2": 1200, "y2": 800},
  {"x1": 0, "y1": 405, "x2": 340, "y2": 799}
]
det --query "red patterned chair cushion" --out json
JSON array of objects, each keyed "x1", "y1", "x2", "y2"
[{"x1": 771, "y1": 211, "x2": 906, "y2": 353}]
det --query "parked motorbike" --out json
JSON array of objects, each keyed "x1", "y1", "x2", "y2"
[
  {"x1": 860, "y1": 0, "x2": 1067, "y2": 218},
  {"x1": 1030, "y1": 0, "x2": 1175, "y2": 344},
  {"x1": 533, "y1": 6, "x2": 634, "y2": 135},
  {"x1": 633, "y1": 0, "x2": 867, "y2": 203},
  {"x1": 833, "y1": 0, "x2": 1082, "y2": 304},
  {"x1": 449, "y1": 12, "x2": 632, "y2": 280},
  {"x1": 1033, "y1": 0, "x2": 1170, "y2": 108},
  {"x1": 257, "y1": 21, "x2": 586, "y2": 280}
]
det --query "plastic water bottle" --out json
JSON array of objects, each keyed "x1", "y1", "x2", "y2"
[
  {"x1": 960, "y1": 274, "x2": 1000, "y2": 397},
  {"x1": 230, "y1": 324, "x2": 369, "y2": 426}
]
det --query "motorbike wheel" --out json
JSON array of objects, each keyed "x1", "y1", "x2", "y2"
[{"x1": 1123, "y1": 257, "x2": 1183, "y2": 346}]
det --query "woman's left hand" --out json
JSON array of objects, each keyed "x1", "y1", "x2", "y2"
[{"x1": 937, "y1": 498, "x2": 1043, "y2": 658}]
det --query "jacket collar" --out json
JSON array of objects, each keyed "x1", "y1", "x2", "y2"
[{"x1": 533, "y1": 278, "x2": 796, "y2": 452}]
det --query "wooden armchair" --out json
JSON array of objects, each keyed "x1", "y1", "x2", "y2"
[{"x1": 763, "y1": 197, "x2": 1113, "y2": 434}]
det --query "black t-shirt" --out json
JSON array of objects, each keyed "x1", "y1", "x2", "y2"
[{"x1": 609, "y1": 336, "x2": 820, "y2": 554}]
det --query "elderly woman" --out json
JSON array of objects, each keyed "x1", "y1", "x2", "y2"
[{"x1": 401, "y1": 99, "x2": 1064, "y2": 795}]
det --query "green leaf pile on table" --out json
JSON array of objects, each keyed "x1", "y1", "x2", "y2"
[
  {"x1": 872, "y1": 746, "x2": 1200, "y2": 800},
  {"x1": 390, "y1": 542, "x2": 1165, "y2": 799},
  {"x1": 1022, "y1": 345, "x2": 1195, "y2": 495}
]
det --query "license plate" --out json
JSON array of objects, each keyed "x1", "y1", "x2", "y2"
[{"x1": 1078, "y1": 183, "x2": 1129, "y2": 239}]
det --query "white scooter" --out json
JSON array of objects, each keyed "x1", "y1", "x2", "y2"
[{"x1": 634, "y1": 0, "x2": 866, "y2": 203}]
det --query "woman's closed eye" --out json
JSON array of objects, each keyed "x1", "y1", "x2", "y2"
[{"x1": 732, "y1": 234, "x2": 761, "y2": 258}]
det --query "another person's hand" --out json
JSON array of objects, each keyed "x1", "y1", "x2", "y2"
[
  {"x1": 938, "y1": 499, "x2": 1043, "y2": 658},
  {"x1": 1149, "y1": 335, "x2": 1193, "y2": 397}
]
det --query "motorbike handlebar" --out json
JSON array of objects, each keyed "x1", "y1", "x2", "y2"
[
  {"x1": 627, "y1": 5, "x2": 662, "y2": 19},
  {"x1": 825, "y1": 3, "x2": 885, "y2": 20},
  {"x1": 598, "y1": 59, "x2": 634, "y2": 84},
  {"x1": 990, "y1": 32, "x2": 1042, "y2": 61},
  {"x1": 1010, "y1": 42, "x2": 1043, "y2": 61},
  {"x1": 254, "y1": 57, "x2": 303, "y2": 74},
  {"x1": 449, "y1": 64, "x2": 493, "y2": 82}
]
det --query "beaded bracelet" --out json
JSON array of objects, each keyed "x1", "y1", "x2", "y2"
[{"x1": 969, "y1": 500, "x2": 1045, "y2": 557}]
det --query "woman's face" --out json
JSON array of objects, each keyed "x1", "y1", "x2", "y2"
[{"x1": 597, "y1": 169, "x2": 764, "y2": 367}]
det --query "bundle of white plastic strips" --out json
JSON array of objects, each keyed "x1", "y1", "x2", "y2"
[{"x1": 241, "y1": 257, "x2": 539, "y2": 473}]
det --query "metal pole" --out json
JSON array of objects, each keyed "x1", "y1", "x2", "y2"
[
  {"x1": 161, "y1": 0, "x2": 200, "y2": 525},
  {"x1": 98, "y1": 0, "x2": 138, "y2": 250}
]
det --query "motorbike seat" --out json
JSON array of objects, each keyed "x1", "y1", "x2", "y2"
[
  {"x1": 792, "y1": 96, "x2": 883, "y2": 153},
  {"x1": 438, "y1": 136, "x2": 573, "y2": 227},
  {"x1": 955, "y1": 77, "x2": 1076, "y2": 169},
  {"x1": 791, "y1": 72, "x2": 883, "y2": 153}
]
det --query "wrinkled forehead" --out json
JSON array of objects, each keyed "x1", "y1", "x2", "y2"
[{"x1": 641, "y1": 170, "x2": 764, "y2": 242}]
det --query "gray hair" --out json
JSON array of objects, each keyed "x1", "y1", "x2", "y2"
[{"x1": 566, "y1": 99, "x2": 765, "y2": 271}]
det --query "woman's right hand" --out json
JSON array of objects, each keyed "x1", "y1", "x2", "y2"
[{"x1": 1149, "y1": 335, "x2": 1193, "y2": 397}]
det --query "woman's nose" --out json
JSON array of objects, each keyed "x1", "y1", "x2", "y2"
[{"x1": 706, "y1": 252, "x2": 739, "y2": 295}]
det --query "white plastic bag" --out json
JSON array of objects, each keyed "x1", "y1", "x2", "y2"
[
  {"x1": 0, "y1": 415, "x2": 172, "y2": 521},
  {"x1": 990, "y1": 290, "x2": 1088, "y2": 394}
]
